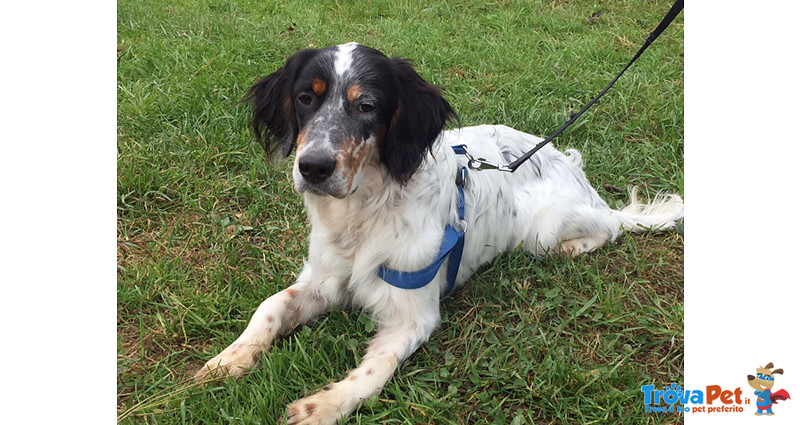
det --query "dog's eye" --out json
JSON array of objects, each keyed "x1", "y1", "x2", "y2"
[
  {"x1": 358, "y1": 102, "x2": 376, "y2": 113},
  {"x1": 297, "y1": 94, "x2": 314, "y2": 106}
]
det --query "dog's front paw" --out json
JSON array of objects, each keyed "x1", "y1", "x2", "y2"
[
  {"x1": 285, "y1": 391, "x2": 342, "y2": 425},
  {"x1": 194, "y1": 341, "x2": 260, "y2": 382}
]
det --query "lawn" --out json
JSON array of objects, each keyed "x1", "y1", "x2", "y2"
[{"x1": 117, "y1": 0, "x2": 683, "y2": 423}]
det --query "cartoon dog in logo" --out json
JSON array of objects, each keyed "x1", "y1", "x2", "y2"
[{"x1": 747, "y1": 362, "x2": 791, "y2": 415}]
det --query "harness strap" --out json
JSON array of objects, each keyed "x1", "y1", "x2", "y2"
[{"x1": 377, "y1": 148, "x2": 468, "y2": 298}]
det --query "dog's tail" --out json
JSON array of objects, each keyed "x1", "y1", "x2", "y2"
[{"x1": 611, "y1": 187, "x2": 683, "y2": 233}]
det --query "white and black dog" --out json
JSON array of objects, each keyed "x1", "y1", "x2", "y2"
[{"x1": 195, "y1": 42, "x2": 683, "y2": 424}]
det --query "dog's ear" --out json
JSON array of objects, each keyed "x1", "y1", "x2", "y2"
[
  {"x1": 772, "y1": 368, "x2": 784, "y2": 375},
  {"x1": 243, "y1": 49, "x2": 318, "y2": 159},
  {"x1": 381, "y1": 57, "x2": 458, "y2": 185},
  {"x1": 765, "y1": 362, "x2": 774, "y2": 370}
]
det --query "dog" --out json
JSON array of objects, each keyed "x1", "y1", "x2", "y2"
[
  {"x1": 747, "y1": 362, "x2": 791, "y2": 415},
  {"x1": 194, "y1": 42, "x2": 684, "y2": 424}
]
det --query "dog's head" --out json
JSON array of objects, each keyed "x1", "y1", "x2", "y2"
[
  {"x1": 747, "y1": 362, "x2": 783, "y2": 391},
  {"x1": 244, "y1": 43, "x2": 457, "y2": 198}
]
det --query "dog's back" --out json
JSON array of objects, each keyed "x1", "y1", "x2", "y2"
[{"x1": 439, "y1": 124, "x2": 683, "y2": 275}]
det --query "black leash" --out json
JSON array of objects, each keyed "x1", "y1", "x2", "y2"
[{"x1": 463, "y1": 0, "x2": 684, "y2": 173}]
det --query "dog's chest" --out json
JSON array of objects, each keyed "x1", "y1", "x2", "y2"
[
  {"x1": 308, "y1": 188, "x2": 441, "y2": 270},
  {"x1": 307, "y1": 196, "x2": 379, "y2": 261},
  {"x1": 327, "y1": 228, "x2": 359, "y2": 256}
]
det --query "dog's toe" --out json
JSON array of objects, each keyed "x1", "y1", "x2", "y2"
[
  {"x1": 285, "y1": 393, "x2": 340, "y2": 425},
  {"x1": 194, "y1": 343, "x2": 259, "y2": 382},
  {"x1": 193, "y1": 361, "x2": 231, "y2": 382}
]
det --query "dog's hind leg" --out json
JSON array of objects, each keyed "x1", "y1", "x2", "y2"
[
  {"x1": 194, "y1": 265, "x2": 342, "y2": 381},
  {"x1": 520, "y1": 202, "x2": 618, "y2": 258},
  {"x1": 521, "y1": 190, "x2": 683, "y2": 259},
  {"x1": 559, "y1": 233, "x2": 612, "y2": 258}
]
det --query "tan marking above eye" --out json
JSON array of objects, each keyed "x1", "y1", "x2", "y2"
[
  {"x1": 347, "y1": 84, "x2": 362, "y2": 102},
  {"x1": 312, "y1": 78, "x2": 327, "y2": 95}
]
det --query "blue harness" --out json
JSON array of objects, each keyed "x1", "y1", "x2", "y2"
[{"x1": 377, "y1": 145, "x2": 469, "y2": 298}]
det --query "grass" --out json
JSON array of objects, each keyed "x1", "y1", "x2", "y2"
[{"x1": 117, "y1": 0, "x2": 683, "y2": 423}]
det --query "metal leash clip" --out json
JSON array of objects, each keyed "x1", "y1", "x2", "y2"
[{"x1": 459, "y1": 146, "x2": 513, "y2": 172}]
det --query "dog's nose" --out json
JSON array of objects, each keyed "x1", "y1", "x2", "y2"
[
  {"x1": 747, "y1": 375, "x2": 755, "y2": 381},
  {"x1": 299, "y1": 154, "x2": 336, "y2": 184}
]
